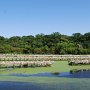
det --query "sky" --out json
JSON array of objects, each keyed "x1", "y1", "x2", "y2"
[{"x1": 0, "y1": 0, "x2": 90, "y2": 37}]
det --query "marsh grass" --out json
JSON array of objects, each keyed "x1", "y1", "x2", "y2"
[{"x1": 0, "y1": 61, "x2": 90, "y2": 75}]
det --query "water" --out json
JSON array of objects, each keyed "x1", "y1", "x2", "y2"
[
  {"x1": 0, "y1": 81, "x2": 41, "y2": 90},
  {"x1": 10, "y1": 70, "x2": 90, "y2": 78},
  {"x1": 1, "y1": 70, "x2": 90, "y2": 90},
  {"x1": 0, "y1": 71, "x2": 90, "y2": 90},
  {"x1": 0, "y1": 80, "x2": 90, "y2": 90}
]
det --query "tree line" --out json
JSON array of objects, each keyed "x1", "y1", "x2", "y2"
[{"x1": 0, "y1": 32, "x2": 90, "y2": 54}]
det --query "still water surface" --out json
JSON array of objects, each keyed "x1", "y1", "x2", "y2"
[
  {"x1": 0, "y1": 71, "x2": 90, "y2": 90},
  {"x1": 10, "y1": 70, "x2": 90, "y2": 78}
]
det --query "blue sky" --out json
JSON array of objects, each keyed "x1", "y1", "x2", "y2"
[{"x1": 0, "y1": 0, "x2": 90, "y2": 37}]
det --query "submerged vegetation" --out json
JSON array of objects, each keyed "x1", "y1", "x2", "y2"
[{"x1": 0, "y1": 32, "x2": 90, "y2": 54}]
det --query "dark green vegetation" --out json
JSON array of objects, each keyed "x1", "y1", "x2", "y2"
[{"x1": 0, "y1": 32, "x2": 90, "y2": 54}]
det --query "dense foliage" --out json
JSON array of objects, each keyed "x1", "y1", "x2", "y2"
[{"x1": 0, "y1": 32, "x2": 90, "y2": 54}]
